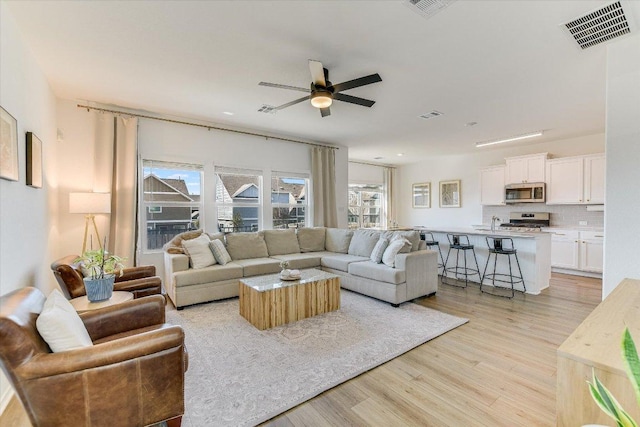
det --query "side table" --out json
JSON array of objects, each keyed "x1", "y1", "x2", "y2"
[{"x1": 70, "y1": 291, "x2": 134, "y2": 313}]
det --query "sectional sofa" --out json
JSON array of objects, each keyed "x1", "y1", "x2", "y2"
[{"x1": 163, "y1": 227, "x2": 438, "y2": 309}]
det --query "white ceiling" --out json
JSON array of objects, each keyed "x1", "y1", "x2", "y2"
[{"x1": 6, "y1": 0, "x2": 639, "y2": 164}]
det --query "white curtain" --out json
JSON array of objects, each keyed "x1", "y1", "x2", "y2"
[
  {"x1": 383, "y1": 166, "x2": 395, "y2": 229},
  {"x1": 311, "y1": 146, "x2": 338, "y2": 227},
  {"x1": 93, "y1": 113, "x2": 138, "y2": 265}
]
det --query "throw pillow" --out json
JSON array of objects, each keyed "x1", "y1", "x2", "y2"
[
  {"x1": 163, "y1": 229, "x2": 204, "y2": 254},
  {"x1": 182, "y1": 234, "x2": 217, "y2": 269},
  {"x1": 386, "y1": 230, "x2": 421, "y2": 253},
  {"x1": 296, "y1": 227, "x2": 326, "y2": 252},
  {"x1": 36, "y1": 289, "x2": 93, "y2": 353},
  {"x1": 382, "y1": 238, "x2": 411, "y2": 268},
  {"x1": 209, "y1": 239, "x2": 232, "y2": 265},
  {"x1": 325, "y1": 228, "x2": 354, "y2": 253},
  {"x1": 225, "y1": 232, "x2": 269, "y2": 260},
  {"x1": 370, "y1": 237, "x2": 390, "y2": 264},
  {"x1": 263, "y1": 229, "x2": 301, "y2": 256},
  {"x1": 348, "y1": 229, "x2": 381, "y2": 257}
]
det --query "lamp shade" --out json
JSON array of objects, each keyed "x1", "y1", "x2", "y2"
[{"x1": 69, "y1": 192, "x2": 111, "y2": 214}]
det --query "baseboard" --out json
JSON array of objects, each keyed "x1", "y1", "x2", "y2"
[
  {"x1": 551, "y1": 267, "x2": 602, "y2": 279},
  {"x1": 0, "y1": 387, "x2": 13, "y2": 417}
]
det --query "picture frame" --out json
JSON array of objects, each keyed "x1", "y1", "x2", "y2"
[
  {"x1": 439, "y1": 179, "x2": 461, "y2": 208},
  {"x1": 412, "y1": 182, "x2": 431, "y2": 208},
  {"x1": 26, "y1": 132, "x2": 43, "y2": 188},
  {"x1": 0, "y1": 106, "x2": 19, "y2": 181}
]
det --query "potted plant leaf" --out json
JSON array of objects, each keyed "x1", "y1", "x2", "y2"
[
  {"x1": 587, "y1": 327, "x2": 640, "y2": 427},
  {"x1": 74, "y1": 247, "x2": 125, "y2": 302}
]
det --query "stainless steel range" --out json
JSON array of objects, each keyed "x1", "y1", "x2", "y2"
[{"x1": 499, "y1": 212, "x2": 550, "y2": 232}]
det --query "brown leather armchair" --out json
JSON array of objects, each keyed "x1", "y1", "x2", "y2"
[
  {"x1": 51, "y1": 254, "x2": 163, "y2": 300},
  {"x1": 0, "y1": 287, "x2": 187, "y2": 427}
]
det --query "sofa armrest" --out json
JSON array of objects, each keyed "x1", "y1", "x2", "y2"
[
  {"x1": 81, "y1": 295, "x2": 166, "y2": 341},
  {"x1": 395, "y1": 249, "x2": 438, "y2": 299},
  {"x1": 17, "y1": 325, "x2": 184, "y2": 380},
  {"x1": 165, "y1": 253, "x2": 190, "y2": 273},
  {"x1": 115, "y1": 265, "x2": 156, "y2": 282}
]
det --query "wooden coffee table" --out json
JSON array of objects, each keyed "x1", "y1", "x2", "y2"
[{"x1": 239, "y1": 268, "x2": 340, "y2": 330}]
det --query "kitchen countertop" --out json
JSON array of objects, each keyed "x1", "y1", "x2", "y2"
[{"x1": 413, "y1": 226, "x2": 546, "y2": 239}]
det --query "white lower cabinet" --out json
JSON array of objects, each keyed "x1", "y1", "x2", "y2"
[{"x1": 548, "y1": 229, "x2": 603, "y2": 274}]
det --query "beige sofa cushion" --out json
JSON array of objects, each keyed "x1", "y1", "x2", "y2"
[
  {"x1": 270, "y1": 253, "x2": 323, "y2": 270},
  {"x1": 348, "y1": 229, "x2": 381, "y2": 257},
  {"x1": 226, "y1": 232, "x2": 269, "y2": 260},
  {"x1": 325, "y1": 228, "x2": 354, "y2": 253},
  {"x1": 263, "y1": 229, "x2": 300, "y2": 256},
  {"x1": 348, "y1": 261, "x2": 406, "y2": 285},
  {"x1": 173, "y1": 262, "x2": 243, "y2": 287},
  {"x1": 321, "y1": 253, "x2": 369, "y2": 272},
  {"x1": 233, "y1": 258, "x2": 281, "y2": 277},
  {"x1": 296, "y1": 227, "x2": 326, "y2": 252},
  {"x1": 182, "y1": 234, "x2": 217, "y2": 269}
]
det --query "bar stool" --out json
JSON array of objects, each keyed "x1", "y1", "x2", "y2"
[
  {"x1": 442, "y1": 234, "x2": 481, "y2": 288},
  {"x1": 421, "y1": 232, "x2": 445, "y2": 276},
  {"x1": 481, "y1": 237, "x2": 526, "y2": 298}
]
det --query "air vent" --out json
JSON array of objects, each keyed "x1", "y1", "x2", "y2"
[
  {"x1": 258, "y1": 105, "x2": 277, "y2": 114},
  {"x1": 561, "y1": 1, "x2": 633, "y2": 50},
  {"x1": 419, "y1": 110, "x2": 443, "y2": 120},
  {"x1": 403, "y1": 0, "x2": 456, "y2": 20}
]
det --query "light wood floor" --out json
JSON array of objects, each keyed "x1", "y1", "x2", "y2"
[{"x1": 1, "y1": 273, "x2": 601, "y2": 426}]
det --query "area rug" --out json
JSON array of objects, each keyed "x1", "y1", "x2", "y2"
[{"x1": 166, "y1": 290, "x2": 468, "y2": 427}]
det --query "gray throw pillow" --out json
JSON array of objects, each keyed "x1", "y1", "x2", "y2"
[
  {"x1": 370, "y1": 237, "x2": 390, "y2": 264},
  {"x1": 225, "y1": 232, "x2": 269, "y2": 260},
  {"x1": 263, "y1": 229, "x2": 301, "y2": 256},
  {"x1": 348, "y1": 229, "x2": 382, "y2": 257},
  {"x1": 325, "y1": 228, "x2": 354, "y2": 253},
  {"x1": 297, "y1": 227, "x2": 326, "y2": 252}
]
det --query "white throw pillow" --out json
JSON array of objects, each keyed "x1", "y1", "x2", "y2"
[
  {"x1": 36, "y1": 289, "x2": 93, "y2": 353},
  {"x1": 182, "y1": 234, "x2": 217, "y2": 269},
  {"x1": 381, "y1": 238, "x2": 411, "y2": 268},
  {"x1": 209, "y1": 239, "x2": 232, "y2": 265},
  {"x1": 370, "y1": 237, "x2": 389, "y2": 264}
]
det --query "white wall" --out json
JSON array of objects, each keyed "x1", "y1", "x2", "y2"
[
  {"x1": 0, "y1": 1, "x2": 57, "y2": 412},
  {"x1": 349, "y1": 162, "x2": 384, "y2": 184},
  {"x1": 603, "y1": 34, "x2": 640, "y2": 297},
  {"x1": 397, "y1": 133, "x2": 605, "y2": 228}
]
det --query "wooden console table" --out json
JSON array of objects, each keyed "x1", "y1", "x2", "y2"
[{"x1": 557, "y1": 278, "x2": 640, "y2": 426}]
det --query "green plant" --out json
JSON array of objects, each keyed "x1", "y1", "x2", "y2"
[
  {"x1": 588, "y1": 327, "x2": 640, "y2": 427},
  {"x1": 75, "y1": 248, "x2": 125, "y2": 280}
]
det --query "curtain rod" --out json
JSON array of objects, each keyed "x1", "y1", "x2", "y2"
[
  {"x1": 349, "y1": 160, "x2": 396, "y2": 168},
  {"x1": 77, "y1": 104, "x2": 339, "y2": 150}
]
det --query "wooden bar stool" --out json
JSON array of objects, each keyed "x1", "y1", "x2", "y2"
[
  {"x1": 442, "y1": 233, "x2": 481, "y2": 288},
  {"x1": 481, "y1": 236, "x2": 526, "y2": 298}
]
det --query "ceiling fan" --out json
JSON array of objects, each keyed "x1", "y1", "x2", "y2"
[{"x1": 259, "y1": 60, "x2": 382, "y2": 117}]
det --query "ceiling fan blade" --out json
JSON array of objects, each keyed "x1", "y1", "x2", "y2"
[
  {"x1": 258, "y1": 82, "x2": 311, "y2": 93},
  {"x1": 320, "y1": 107, "x2": 331, "y2": 117},
  {"x1": 309, "y1": 60, "x2": 326, "y2": 87},
  {"x1": 274, "y1": 96, "x2": 310, "y2": 110},
  {"x1": 330, "y1": 73, "x2": 382, "y2": 93},
  {"x1": 333, "y1": 93, "x2": 376, "y2": 108}
]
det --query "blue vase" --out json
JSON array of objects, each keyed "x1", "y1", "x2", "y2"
[{"x1": 83, "y1": 275, "x2": 115, "y2": 302}]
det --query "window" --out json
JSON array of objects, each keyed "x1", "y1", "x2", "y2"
[
  {"x1": 216, "y1": 167, "x2": 262, "y2": 233},
  {"x1": 348, "y1": 184, "x2": 383, "y2": 229},
  {"x1": 271, "y1": 171, "x2": 308, "y2": 229},
  {"x1": 142, "y1": 160, "x2": 203, "y2": 251}
]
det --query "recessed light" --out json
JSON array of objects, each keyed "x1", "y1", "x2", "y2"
[
  {"x1": 397, "y1": 153, "x2": 404, "y2": 157},
  {"x1": 223, "y1": 111, "x2": 234, "y2": 116},
  {"x1": 475, "y1": 131, "x2": 543, "y2": 148},
  {"x1": 465, "y1": 121, "x2": 478, "y2": 127}
]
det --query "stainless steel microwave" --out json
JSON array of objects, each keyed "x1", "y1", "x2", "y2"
[{"x1": 505, "y1": 183, "x2": 545, "y2": 203}]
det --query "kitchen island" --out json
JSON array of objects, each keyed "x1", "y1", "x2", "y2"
[{"x1": 415, "y1": 227, "x2": 552, "y2": 294}]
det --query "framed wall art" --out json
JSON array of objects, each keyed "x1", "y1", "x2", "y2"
[
  {"x1": 0, "y1": 106, "x2": 19, "y2": 181},
  {"x1": 412, "y1": 182, "x2": 431, "y2": 208},
  {"x1": 26, "y1": 132, "x2": 43, "y2": 188},
  {"x1": 439, "y1": 179, "x2": 461, "y2": 208}
]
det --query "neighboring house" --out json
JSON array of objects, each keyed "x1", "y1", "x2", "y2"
[{"x1": 144, "y1": 174, "x2": 200, "y2": 239}]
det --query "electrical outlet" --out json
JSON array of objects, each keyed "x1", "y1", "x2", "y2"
[{"x1": 579, "y1": 221, "x2": 587, "y2": 226}]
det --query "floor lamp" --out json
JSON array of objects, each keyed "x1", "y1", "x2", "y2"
[{"x1": 69, "y1": 192, "x2": 111, "y2": 254}]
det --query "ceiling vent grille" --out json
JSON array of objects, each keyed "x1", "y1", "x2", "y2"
[
  {"x1": 403, "y1": 0, "x2": 457, "y2": 20},
  {"x1": 258, "y1": 105, "x2": 277, "y2": 114},
  {"x1": 561, "y1": 1, "x2": 633, "y2": 50},
  {"x1": 419, "y1": 110, "x2": 443, "y2": 120}
]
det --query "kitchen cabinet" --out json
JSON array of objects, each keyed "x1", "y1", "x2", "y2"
[
  {"x1": 505, "y1": 153, "x2": 547, "y2": 184},
  {"x1": 479, "y1": 165, "x2": 506, "y2": 205},
  {"x1": 548, "y1": 229, "x2": 603, "y2": 274},
  {"x1": 546, "y1": 154, "x2": 605, "y2": 204}
]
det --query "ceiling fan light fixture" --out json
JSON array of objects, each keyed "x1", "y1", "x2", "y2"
[{"x1": 310, "y1": 91, "x2": 333, "y2": 109}]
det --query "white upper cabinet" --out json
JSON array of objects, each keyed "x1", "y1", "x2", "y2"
[
  {"x1": 505, "y1": 153, "x2": 547, "y2": 184},
  {"x1": 546, "y1": 154, "x2": 605, "y2": 205},
  {"x1": 479, "y1": 165, "x2": 506, "y2": 205}
]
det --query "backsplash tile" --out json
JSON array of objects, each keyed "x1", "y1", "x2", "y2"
[{"x1": 482, "y1": 204, "x2": 604, "y2": 228}]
